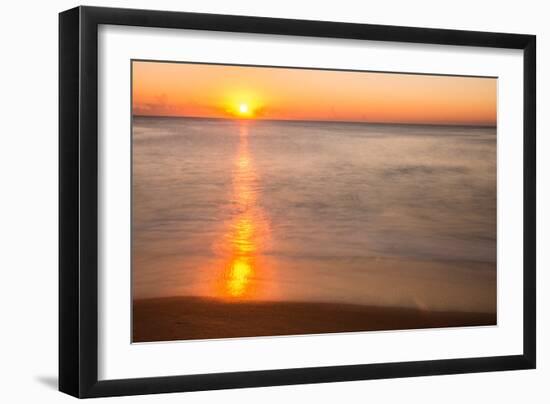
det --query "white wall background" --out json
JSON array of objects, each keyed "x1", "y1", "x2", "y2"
[{"x1": 0, "y1": 0, "x2": 546, "y2": 402}]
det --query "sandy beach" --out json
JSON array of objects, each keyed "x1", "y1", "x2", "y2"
[{"x1": 133, "y1": 296, "x2": 496, "y2": 342}]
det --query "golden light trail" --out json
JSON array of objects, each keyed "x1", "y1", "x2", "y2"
[{"x1": 213, "y1": 123, "x2": 271, "y2": 299}]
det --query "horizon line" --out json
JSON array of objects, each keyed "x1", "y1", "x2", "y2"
[{"x1": 132, "y1": 114, "x2": 497, "y2": 129}]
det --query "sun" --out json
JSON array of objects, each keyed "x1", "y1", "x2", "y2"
[
  {"x1": 228, "y1": 98, "x2": 257, "y2": 119},
  {"x1": 239, "y1": 103, "x2": 249, "y2": 114}
]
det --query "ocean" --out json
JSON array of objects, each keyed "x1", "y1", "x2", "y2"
[{"x1": 132, "y1": 116, "x2": 496, "y2": 313}]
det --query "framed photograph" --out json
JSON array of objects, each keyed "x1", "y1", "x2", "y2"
[{"x1": 59, "y1": 6, "x2": 536, "y2": 398}]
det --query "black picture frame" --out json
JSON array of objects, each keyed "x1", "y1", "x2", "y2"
[{"x1": 59, "y1": 6, "x2": 536, "y2": 398}]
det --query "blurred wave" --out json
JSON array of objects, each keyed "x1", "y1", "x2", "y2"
[{"x1": 132, "y1": 116, "x2": 496, "y2": 313}]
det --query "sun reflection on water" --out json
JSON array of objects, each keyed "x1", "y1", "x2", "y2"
[{"x1": 214, "y1": 123, "x2": 270, "y2": 299}]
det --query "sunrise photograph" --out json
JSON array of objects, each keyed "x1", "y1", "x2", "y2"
[{"x1": 131, "y1": 60, "x2": 497, "y2": 343}]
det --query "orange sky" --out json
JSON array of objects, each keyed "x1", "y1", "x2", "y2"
[{"x1": 132, "y1": 61, "x2": 496, "y2": 126}]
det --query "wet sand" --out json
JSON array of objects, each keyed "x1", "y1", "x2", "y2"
[{"x1": 133, "y1": 296, "x2": 496, "y2": 343}]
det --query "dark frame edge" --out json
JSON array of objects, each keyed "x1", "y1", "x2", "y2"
[
  {"x1": 81, "y1": 5, "x2": 533, "y2": 48},
  {"x1": 84, "y1": 355, "x2": 532, "y2": 398},
  {"x1": 522, "y1": 34, "x2": 536, "y2": 369},
  {"x1": 59, "y1": 6, "x2": 81, "y2": 398},
  {"x1": 59, "y1": 5, "x2": 102, "y2": 398}
]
